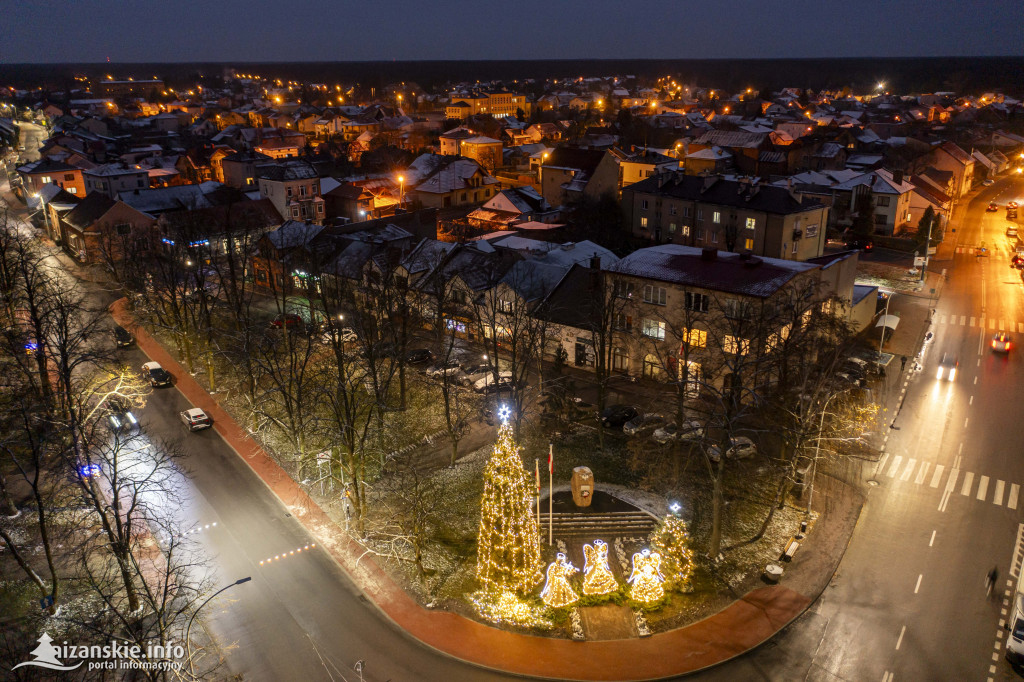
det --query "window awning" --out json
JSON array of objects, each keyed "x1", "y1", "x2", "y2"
[{"x1": 876, "y1": 314, "x2": 901, "y2": 330}]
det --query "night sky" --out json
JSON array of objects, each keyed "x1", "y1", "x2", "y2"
[{"x1": 4, "y1": 0, "x2": 1022, "y2": 63}]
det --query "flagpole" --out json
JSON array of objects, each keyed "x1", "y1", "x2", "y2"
[
  {"x1": 535, "y1": 458, "x2": 540, "y2": 529},
  {"x1": 548, "y1": 442, "x2": 553, "y2": 546}
]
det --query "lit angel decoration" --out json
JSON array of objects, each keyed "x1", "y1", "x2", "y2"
[
  {"x1": 627, "y1": 549, "x2": 665, "y2": 603},
  {"x1": 540, "y1": 553, "x2": 579, "y2": 607},
  {"x1": 582, "y1": 540, "x2": 618, "y2": 595}
]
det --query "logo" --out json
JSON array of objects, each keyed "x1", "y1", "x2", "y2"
[
  {"x1": 12, "y1": 633, "x2": 83, "y2": 671},
  {"x1": 12, "y1": 632, "x2": 184, "y2": 673}
]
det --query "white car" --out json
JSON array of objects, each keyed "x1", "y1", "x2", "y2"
[
  {"x1": 142, "y1": 361, "x2": 172, "y2": 387},
  {"x1": 322, "y1": 327, "x2": 358, "y2": 344},
  {"x1": 473, "y1": 371, "x2": 513, "y2": 393},
  {"x1": 708, "y1": 436, "x2": 757, "y2": 462},
  {"x1": 180, "y1": 408, "x2": 213, "y2": 431}
]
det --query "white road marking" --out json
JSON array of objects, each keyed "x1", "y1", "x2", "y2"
[
  {"x1": 961, "y1": 471, "x2": 975, "y2": 496},
  {"x1": 1010, "y1": 484, "x2": 1020, "y2": 510},
  {"x1": 915, "y1": 461, "x2": 931, "y2": 485},
  {"x1": 887, "y1": 455, "x2": 902, "y2": 478},
  {"x1": 965, "y1": 417, "x2": 970, "y2": 428},
  {"x1": 939, "y1": 314, "x2": 946, "y2": 324},
  {"x1": 966, "y1": 315, "x2": 972, "y2": 326},
  {"x1": 875, "y1": 452, "x2": 890, "y2": 478},
  {"x1": 929, "y1": 530, "x2": 936, "y2": 547},
  {"x1": 896, "y1": 624, "x2": 906, "y2": 650},
  {"x1": 914, "y1": 574, "x2": 922, "y2": 593},
  {"x1": 882, "y1": 672, "x2": 894, "y2": 682},
  {"x1": 978, "y1": 475, "x2": 990, "y2": 501},
  {"x1": 1010, "y1": 524, "x2": 1024, "y2": 579},
  {"x1": 970, "y1": 395, "x2": 974, "y2": 405},
  {"x1": 954, "y1": 455, "x2": 962, "y2": 469},
  {"x1": 900, "y1": 458, "x2": 916, "y2": 481},
  {"x1": 1019, "y1": 322, "x2": 1024, "y2": 334},
  {"x1": 975, "y1": 376, "x2": 978, "y2": 385},
  {"x1": 991, "y1": 318, "x2": 997, "y2": 329},
  {"x1": 994, "y1": 480, "x2": 1005, "y2": 506},
  {"x1": 939, "y1": 468, "x2": 959, "y2": 512},
  {"x1": 958, "y1": 444, "x2": 963, "y2": 456},
  {"x1": 930, "y1": 464, "x2": 944, "y2": 487}
]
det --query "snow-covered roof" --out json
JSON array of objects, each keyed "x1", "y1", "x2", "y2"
[{"x1": 266, "y1": 220, "x2": 325, "y2": 250}]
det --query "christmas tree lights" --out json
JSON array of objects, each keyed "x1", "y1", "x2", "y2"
[
  {"x1": 649, "y1": 514, "x2": 695, "y2": 591},
  {"x1": 475, "y1": 417, "x2": 543, "y2": 593},
  {"x1": 581, "y1": 539, "x2": 618, "y2": 595},
  {"x1": 540, "y1": 553, "x2": 579, "y2": 608},
  {"x1": 469, "y1": 590, "x2": 553, "y2": 630},
  {"x1": 627, "y1": 549, "x2": 665, "y2": 603}
]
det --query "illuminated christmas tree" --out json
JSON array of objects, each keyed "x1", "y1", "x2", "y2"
[
  {"x1": 649, "y1": 514, "x2": 695, "y2": 592},
  {"x1": 476, "y1": 411, "x2": 543, "y2": 593}
]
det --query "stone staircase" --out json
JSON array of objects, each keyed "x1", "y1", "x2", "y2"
[{"x1": 537, "y1": 510, "x2": 659, "y2": 537}]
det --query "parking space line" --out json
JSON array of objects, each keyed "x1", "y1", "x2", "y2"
[{"x1": 930, "y1": 464, "x2": 944, "y2": 488}]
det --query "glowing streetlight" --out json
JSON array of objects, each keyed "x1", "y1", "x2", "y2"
[{"x1": 397, "y1": 175, "x2": 404, "y2": 208}]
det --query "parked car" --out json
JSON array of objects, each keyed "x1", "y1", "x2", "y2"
[
  {"x1": 937, "y1": 353, "x2": 959, "y2": 381},
  {"x1": 425, "y1": 359, "x2": 463, "y2": 379},
  {"x1": 708, "y1": 436, "x2": 757, "y2": 462},
  {"x1": 1008, "y1": 226, "x2": 1018, "y2": 239},
  {"x1": 406, "y1": 348, "x2": 435, "y2": 365},
  {"x1": 653, "y1": 420, "x2": 703, "y2": 445},
  {"x1": 180, "y1": 408, "x2": 213, "y2": 431},
  {"x1": 269, "y1": 313, "x2": 303, "y2": 329},
  {"x1": 1012, "y1": 254, "x2": 1024, "y2": 270},
  {"x1": 623, "y1": 413, "x2": 665, "y2": 436},
  {"x1": 107, "y1": 397, "x2": 139, "y2": 433},
  {"x1": 112, "y1": 325, "x2": 134, "y2": 348},
  {"x1": 473, "y1": 371, "x2": 513, "y2": 393},
  {"x1": 599, "y1": 404, "x2": 640, "y2": 429},
  {"x1": 321, "y1": 327, "x2": 359, "y2": 344},
  {"x1": 992, "y1": 332, "x2": 1013, "y2": 353},
  {"x1": 457, "y1": 363, "x2": 492, "y2": 386},
  {"x1": 142, "y1": 361, "x2": 172, "y2": 388},
  {"x1": 983, "y1": 179, "x2": 995, "y2": 186}
]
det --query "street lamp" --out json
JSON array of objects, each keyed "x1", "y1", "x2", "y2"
[
  {"x1": 877, "y1": 290, "x2": 896, "y2": 361},
  {"x1": 397, "y1": 175, "x2": 404, "y2": 209},
  {"x1": 186, "y1": 576, "x2": 251, "y2": 678}
]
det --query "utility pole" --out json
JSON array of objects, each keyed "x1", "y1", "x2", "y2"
[{"x1": 920, "y1": 215, "x2": 934, "y2": 283}]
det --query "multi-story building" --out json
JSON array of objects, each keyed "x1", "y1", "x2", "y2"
[
  {"x1": 16, "y1": 159, "x2": 86, "y2": 196},
  {"x1": 83, "y1": 163, "x2": 150, "y2": 198},
  {"x1": 257, "y1": 160, "x2": 325, "y2": 223},
  {"x1": 96, "y1": 78, "x2": 164, "y2": 98},
  {"x1": 623, "y1": 173, "x2": 829, "y2": 261},
  {"x1": 445, "y1": 91, "x2": 531, "y2": 120}
]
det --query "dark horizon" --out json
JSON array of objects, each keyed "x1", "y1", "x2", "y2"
[{"x1": 2, "y1": 56, "x2": 1023, "y2": 96}]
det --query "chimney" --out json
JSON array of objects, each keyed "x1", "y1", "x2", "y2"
[
  {"x1": 589, "y1": 254, "x2": 601, "y2": 270},
  {"x1": 892, "y1": 169, "x2": 904, "y2": 185},
  {"x1": 700, "y1": 247, "x2": 717, "y2": 261}
]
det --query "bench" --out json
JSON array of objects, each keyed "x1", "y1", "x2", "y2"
[{"x1": 782, "y1": 538, "x2": 800, "y2": 562}]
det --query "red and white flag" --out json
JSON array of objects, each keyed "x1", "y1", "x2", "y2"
[
  {"x1": 535, "y1": 458, "x2": 540, "y2": 491},
  {"x1": 548, "y1": 443, "x2": 553, "y2": 474}
]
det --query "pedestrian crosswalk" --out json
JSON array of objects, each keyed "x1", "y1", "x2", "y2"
[
  {"x1": 934, "y1": 313, "x2": 1024, "y2": 333},
  {"x1": 875, "y1": 453, "x2": 1021, "y2": 510}
]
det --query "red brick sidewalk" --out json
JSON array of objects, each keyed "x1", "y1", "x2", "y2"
[{"x1": 112, "y1": 298, "x2": 815, "y2": 680}]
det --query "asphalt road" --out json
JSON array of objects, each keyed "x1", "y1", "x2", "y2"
[
  {"x1": 691, "y1": 173, "x2": 1024, "y2": 682},
  {"x1": 121, "y1": 348, "x2": 519, "y2": 682}
]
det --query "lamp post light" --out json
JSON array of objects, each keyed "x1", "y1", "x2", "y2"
[
  {"x1": 878, "y1": 290, "x2": 896, "y2": 361},
  {"x1": 397, "y1": 175, "x2": 404, "y2": 209},
  {"x1": 187, "y1": 576, "x2": 251, "y2": 678},
  {"x1": 920, "y1": 216, "x2": 935, "y2": 283}
]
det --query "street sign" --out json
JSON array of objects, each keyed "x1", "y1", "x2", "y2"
[
  {"x1": 927, "y1": 246, "x2": 937, "y2": 255},
  {"x1": 914, "y1": 257, "x2": 925, "y2": 266}
]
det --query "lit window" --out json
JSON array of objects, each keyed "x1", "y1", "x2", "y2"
[
  {"x1": 682, "y1": 225, "x2": 690, "y2": 237},
  {"x1": 723, "y1": 335, "x2": 749, "y2": 355},
  {"x1": 713, "y1": 211, "x2": 721, "y2": 223},
  {"x1": 642, "y1": 319, "x2": 666, "y2": 340},
  {"x1": 746, "y1": 217, "x2": 756, "y2": 230},
  {"x1": 684, "y1": 328, "x2": 707, "y2": 347},
  {"x1": 641, "y1": 216, "x2": 648, "y2": 228},
  {"x1": 744, "y1": 238, "x2": 754, "y2": 250}
]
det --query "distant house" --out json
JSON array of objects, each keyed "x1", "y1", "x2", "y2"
[
  {"x1": 404, "y1": 154, "x2": 500, "y2": 209},
  {"x1": 58, "y1": 192, "x2": 156, "y2": 264},
  {"x1": 83, "y1": 163, "x2": 150, "y2": 197},
  {"x1": 539, "y1": 147, "x2": 612, "y2": 207},
  {"x1": 16, "y1": 158, "x2": 85, "y2": 196},
  {"x1": 466, "y1": 187, "x2": 557, "y2": 229},
  {"x1": 257, "y1": 160, "x2": 325, "y2": 223},
  {"x1": 931, "y1": 141, "x2": 975, "y2": 199},
  {"x1": 439, "y1": 126, "x2": 475, "y2": 156},
  {"x1": 459, "y1": 136, "x2": 503, "y2": 171},
  {"x1": 834, "y1": 168, "x2": 915, "y2": 236}
]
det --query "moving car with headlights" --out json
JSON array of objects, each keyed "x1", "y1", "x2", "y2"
[
  {"x1": 937, "y1": 353, "x2": 958, "y2": 381},
  {"x1": 180, "y1": 408, "x2": 213, "y2": 431},
  {"x1": 992, "y1": 332, "x2": 1013, "y2": 353},
  {"x1": 142, "y1": 361, "x2": 172, "y2": 388},
  {"x1": 988, "y1": 202, "x2": 999, "y2": 212},
  {"x1": 107, "y1": 397, "x2": 139, "y2": 433}
]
